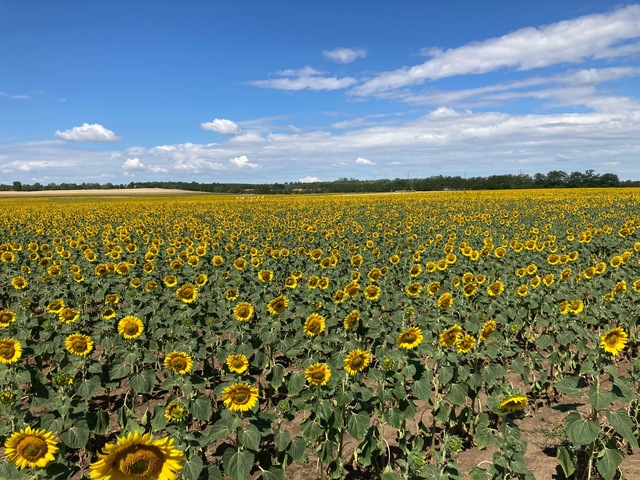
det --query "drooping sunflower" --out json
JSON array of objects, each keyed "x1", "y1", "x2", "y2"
[
  {"x1": 440, "y1": 324, "x2": 462, "y2": 347},
  {"x1": 65, "y1": 333, "x2": 94, "y2": 356},
  {"x1": 305, "y1": 363, "x2": 331, "y2": 386},
  {"x1": 397, "y1": 326, "x2": 423, "y2": 349},
  {"x1": 225, "y1": 289, "x2": 239, "y2": 301},
  {"x1": 4, "y1": 425, "x2": 58, "y2": 470},
  {"x1": 221, "y1": 383, "x2": 259, "y2": 412},
  {"x1": 46, "y1": 299, "x2": 65, "y2": 314},
  {"x1": 164, "y1": 351, "x2": 194, "y2": 375},
  {"x1": 118, "y1": 315, "x2": 144, "y2": 340},
  {"x1": 267, "y1": 295, "x2": 289, "y2": 316},
  {"x1": 89, "y1": 430, "x2": 184, "y2": 480},
  {"x1": 344, "y1": 310, "x2": 360, "y2": 330},
  {"x1": 364, "y1": 284, "x2": 381, "y2": 301},
  {"x1": 332, "y1": 289, "x2": 346, "y2": 304},
  {"x1": 303, "y1": 313, "x2": 326, "y2": 337},
  {"x1": 0, "y1": 310, "x2": 17, "y2": 328},
  {"x1": 226, "y1": 354, "x2": 249, "y2": 374},
  {"x1": 58, "y1": 307, "x2": 80, "y2": 324},
  {"x1": 233, "y1": 302, "x2": 254, "y2": 322},
  {"x1": 457, "y1": 335, "x2": 476, "y2": 354},
  {"x1": 600, "y1": 327, "x2": 627, "y2": 356},
  {"x1": 0, "y1": 338, "x2": 22, "y2": 364},
  {"x1": 479, "y1": 319, "x2": 497, "y2": 342},
  {"x1": 344, "y1": 349, "x2": 371, "y2": 375},
  {"x1": 498, "y1": 395, "x2": 528, "y2": 413},
  {"x1": 164, "y1": 401, "x2": 187, "y2": 422},
  {"x1": 176, "y1": 283, "x2": 198, "y2": 304}
]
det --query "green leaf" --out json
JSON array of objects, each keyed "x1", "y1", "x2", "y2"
[
  {"x1": 381, "y1": 472, "x2": 403, "y2": 480},
  {"x1": 238, "y1": 425, "x2": 261, "y2": 451},
  {"x1": 94, "y1": 408, "x2": 110, "y2": 436},
  {"x1": 596, "y1": 446, "x2": 623, "y2": 480},
  {"x1": 566, "y1": 412, "x2": 599, "y2": 446},
  {"x1": 269, "y1": 365, "x2": 285, "y2": 389},
  {"x1": 129, "y1": 369, "x2": 156, "y2": 394},
  {"x1": 274, "y1": 430, "x2": 290, "y2": 452},
  {"x1": 606, "y1": 409, "x2": 639, "y2": 448},
  {"x1": 208, "y1": 421, "x2": 232, "y2": 442},
  {"x1": 554, "y1": 376, "x2": 586, "y2": 397},
  {"x1": 60, "y1": 421, "x2": 90, "y2": 449},
  {"x1": 260, "y1": 467, "x2": 285, "y2": 480},
  {"x1": 288, "y1": 436, "x2": 307, "y2": 462},
  {"x1": 191, "y1": 394, "x2": 212, "y2": 421},
  {"x1": 469, "y1": 466, "x2": 489, "y2": 480},
  {"x1": 412, "y1": 377, "x2": 431, "y2": 402},
  {"x1": 75, "y1": 375, "x2": 102, "y2": 399},
  {"x1": 347, "y1": 411, "x2": 370, "y2": 441},
  {"x1": 448, "y1": 383, "x2": 468, "y2": 406},
  {"x1": 223, "y1": 448, "x2": 254, "y2": 480},
  {"x1": 556, "y1": 445, "x2": 576, "y2": 478},
  {"x1": 588, "y1": 386, "x2": 612, "y2": 411},
  {"x1": 287, "y1": 372, "x2": 306, "y2": 396},
  {"x1": 109, "y1": 363, "x2": 132, "y2": 380},
  {"x1": 182, "y1": 453, "x2": 204, "y2": 480}
]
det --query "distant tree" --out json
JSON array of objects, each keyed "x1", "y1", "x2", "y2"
[{"x1": 12, "y1": 181, "x2": 22, "y2": 191}]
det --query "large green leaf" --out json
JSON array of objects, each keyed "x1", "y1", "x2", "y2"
[
  {"x1": 347, "y1": 411, "x2": 370, "y2": 441},
  {"x1": 596, "y1": 446, "x2": 623, "y2": 480},
  {"x1": 223, "y1": 448, "x2": 254, "y2": 480},
  {"x1": 191, "y1": 394, "x2": 212, "y2": 421},
  {"x1": 566, "y1": 412, "x2": 599, "y2": 446},
  {"x1": 606, "y1": 409, "x2": 639, "y2": 448},
  {"x1": 60, "y1": 421, "x2": 90, "y2": 449},
  {"x1": 182, "y1": 453, "x2": 204, "y2": 480}
]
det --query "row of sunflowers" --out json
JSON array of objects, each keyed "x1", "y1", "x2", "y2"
[{"x1": 0, "y1": 188, "x2": 639, "y2": 479}]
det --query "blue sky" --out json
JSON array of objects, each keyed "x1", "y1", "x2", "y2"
[{"x1": 2, "y1": 1, "x2": 640, "y2": 185}]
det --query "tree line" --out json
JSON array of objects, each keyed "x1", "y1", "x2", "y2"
[{"x1": 3, "y1": 169, "x2": 637, "y2": 194}]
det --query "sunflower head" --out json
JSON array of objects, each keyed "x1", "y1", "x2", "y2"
[
  {"x1": 226, "y1": 354, "x2": 249, "y2": 374},
  {"x1": 58, "y1": 307, "x2": 80, "y2": 324},
  {"x1": 4, "y1": 425, "x2": 59, "y2": 470},
  {"x1": 267, "y1": 295, "x2": 289, "y2": 316},
  {"x1": 233, "y1": 302, "x2": 254, "y2": 322},
  {"x1": 601, "y1": 327, "x2": 627, "y2": 356},
  {"x1": 89, "y1": 430, "x2": 184, "y2": 480},
  {"x1": 344, "y1": 310, "x2": 360, "y2": 330},
  {"x1": 479, "y1": 319, "x2": 497, "y2": 342},
  {"x1": 456, "y1": 335, "x2": 476, "y2": 354},
  {"x1": 118, "y1": 315, "x2": 144, "y2": 340},
  {"x1": 221, "y1": 383, "x2": 259, "y2": 412},
  {"x1": 364, "y1": 285, "x2": 381, "y2": 301},
  {"x1": 397, "y1": 327, "x2": 423, "y2": 349},
  {"x1": 440, "y1": 325, "x2": 462, "y2": 347},
  {"x1": 176, "y1": 283, "x2": 198, "y2": 303},
  {"x1": 344, "y1": 349, "x2": 371, "y2": 375},
  {"x1": 65, "y1": 333, "x2": 94, "y2": 356},
  {"x1": 164, "y1": 351, "x2": 194, "y2": 374},
  {"x1": 0, "y1": 310, "x2": 17, "y2": 328},
  {"x1": 305, "y1": 363, "x2": 331, "y2": 386},
  {"x1": 303, "y1": 313, "x2": 326, "y2": 337},
  {"x1": 498, "y1": 395, "x2": 528, "y2": 413},
  {"x1": 0, "y1": 338, "x2": 22, "y2": 364},
  {"x1": 164, "y1": 401, "x2": 187, "y2": 422}
]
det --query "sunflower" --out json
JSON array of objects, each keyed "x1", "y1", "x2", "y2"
[
  {"x1": 498, "y1": 395, "x2": 528, "y2": 413},
  {"x1": 333, "y1": 289, "x2": 346, "y2": 304},
  {"x1": 405, "y1": 282, "x2": 422, "y2": 297},
  {"x1": 305, "y1": 363, "x2": 331, "y2": 386},
  {"x1": 164, "y1": 401, "x2": 187, "y2": 422},
  {"x1": 58, "y1": 307, "x2": 80, "y2": 324},
  {"x1": 457, "y1": 335, "x2": 476, "y2": 353},
  {"x1": 0, "y1": 310, "x2": 17, "y2": 328},
  {"x1": 427, "y1": 281, "x2": 440, "y2": 295},
  {"x1": 438, "y1": 292, "x2": 453, "y2": 309},
  {"x1": 409, "y1": 264, "x2": 422, "y2": 277},
  {"x1": 479, "y1": 319, "x2": 497, "y2": 342},
  {"x1": 601, "y1": 327, "x2": 627, "y2": 356},
  {"x1": 195, "y1": 273, "x2": 208, "y2": 287},
  {"x1": 4, "y1": 425, "x2": 58, "y2": 470},
  {"x1": 440, "y1": 325, "x2": 462, "y2": 347},
  {"x1": 221, "y1": 383, "x2": 259, "y2": 412},
  {"x1": 118, "y1": 316, "x2": 144, "y2": 340},
  {"x1": 258, "y1": 270, "x2": 274, "y2": 283},
  {"x1": 517, "y1": 285, "x2": 529, "y2": 297},
  {"x1": 397, "y1": 327, "x2": 423, "y2": 349},
  {"x1": 303, "y1": 313, "x2": 326, "y2": 337},
  {"x1": 163, "y1": 275, "x2": 178, "y2": 288},
  {"x1": 267, "y1": 295, "x2": 289, "y2": 316},
  {"x1": 89, "y1": 430, "x2": 184, "y2": 480},
  {"x1": 568, "y1": 300, "x2": 584, "y2": 314},
  {"x1": 318, "y1": 277, "x2": 330, "y2": 290},
  {"x1": 101, "y1": 308, "x2": 117, "y2": 320},
  {"x1": 233, "y1": 302, "x2": 254, "y2": 322},
  {"x1": 344, "y1": 349, "x2": 371, "y2": 376},
  {"x1": 164, "y1": 351, "x2": 194, "y2": 374},
  {"x1": 344, "y1": 310, "x2": 360, "y2": 330},
  {"x1": 176, "y1": 283, "x2": 198, "y2": 303},
  {"x1": 463, "y1": 282, "x2": 477, "y2": 297},
  {"x1": 226, "y1": 354, "x2": 249, "y2": 374},
  {"x1": 11, "y1": 276, "x2": 27, "y2": 290},
  {"x1": 212, "y1": 255, "x2": 224, "y2": 267},
  {"x1": 344, "y1": 281, "x2": 361, "y2": 298},
  {"x1": 65, "y1": 334, "x2": 94, "y2": 356},
  {"x1": 225, "y1": 289, "x2": 239, "y2": 301},
  {"x1": 487, "y1": 280, "x2": 504, "y2": 296},
  {"x1": 0, "y1": 338, "x2": 22, "y2": 364},
  {"x1": 364, "y1": 285, "x2": 381, "y2": 301},
  {"x1": 307, "y1": 276, "x2": 319, "y2": 289}
]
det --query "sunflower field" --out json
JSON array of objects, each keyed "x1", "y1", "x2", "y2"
[{"x1": 0, "y1": 188, "x2": 639, "y2": 479}]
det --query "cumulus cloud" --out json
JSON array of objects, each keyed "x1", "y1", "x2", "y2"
[
  {"x1": 229, "y1": 155, "x2": 259, "y2": 169},
  {"x1": 352, "y1": 5, "x2": 640, "y2": 95},
  {"x1": 121, "y1": 157, "x2": 167, "y2": 173},
  {"x1": 322, "y1": 47, "x2": 366, "y2": 64},
  {"x1": 55, "y1": 123, "x2": 120, "y2": 142},
  {"x1": 355, "y1": 157, "x2": 375, "y2": 165},
  {"x1": 201, "y1": 118, "x2": 241, "y2": 135},
  {"x1": 298, "y1": 176, "x2": 320, "y2": 183},
  {"x1": 249, "y1": 66, "x2": 357, "y2": 91}
]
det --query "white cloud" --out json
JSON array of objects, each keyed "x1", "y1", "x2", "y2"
[
  {"x1": 201, "y1": 118, "x2": 241, "y2": 135},
  {"x1": 323, "y1": 47, "x2": 366, "y2": 64},
  {"x1": 355, "y1": 157, "x2": 375, "y2": 165},
  {"x1": 250, "y1": 66, "x2": 357, "y2": 91},
  {"x1": 0, "y1": 91, "x2": 30, "y2": 100},
  {"x1": 229, "y1": 155, "x2": 259, "y2": 169},
  {"x1": 55, "y1": 123, "x2": 120, "y2": 142},
  {"x1": 298, "y1": 176, "x2": 320, "y2": 183},
  {"x1": 352, "y1": 5, "x2": 640, "y2": 95},
  {"x1": 121, "y1": 157, "x2": 167, "y2": 173}
]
